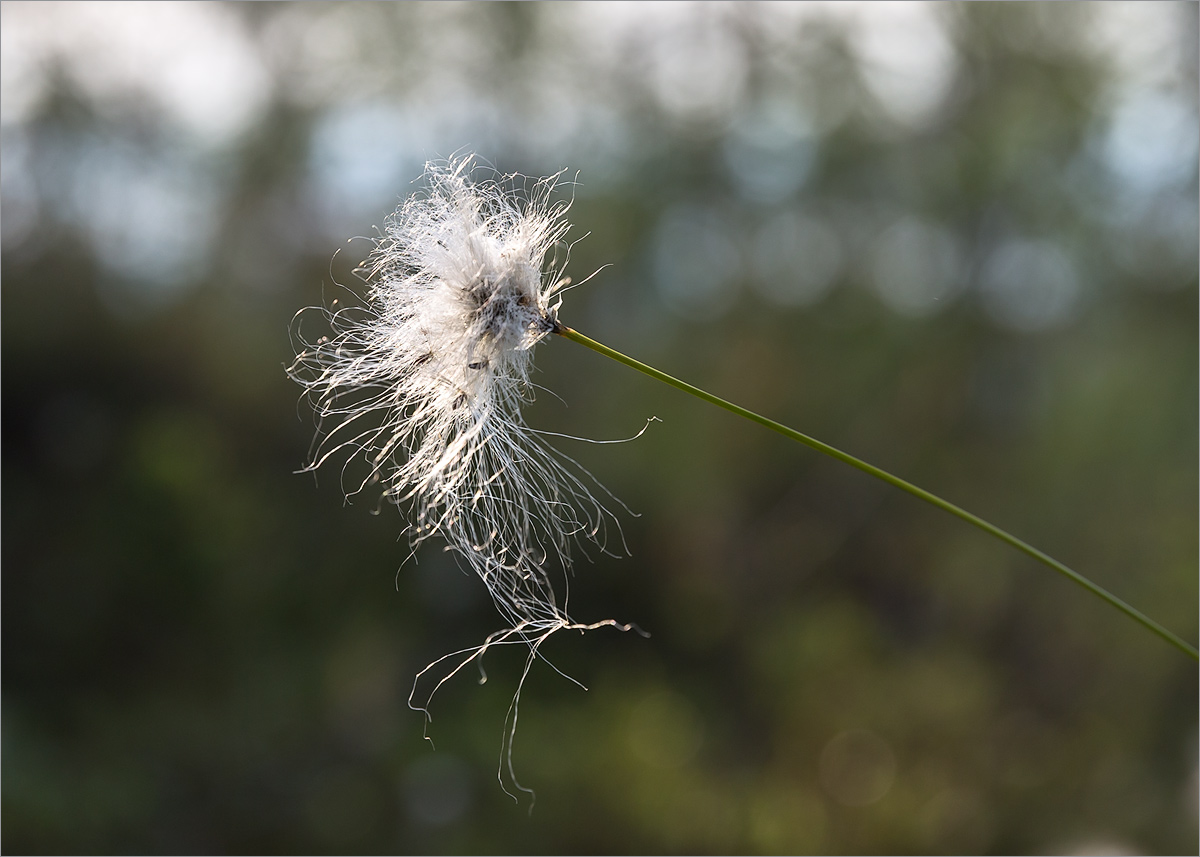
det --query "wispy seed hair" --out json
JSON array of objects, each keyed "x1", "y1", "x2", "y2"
[{"x1": 289, "y1": 155, "x2": 625, "y2": 637}]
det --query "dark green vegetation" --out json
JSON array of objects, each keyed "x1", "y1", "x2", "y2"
[{"x1": 3, "y1": 2, "x2": 1196, "y2": 853}]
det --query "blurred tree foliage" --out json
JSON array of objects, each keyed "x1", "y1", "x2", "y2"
[{"x1": 2, "y1": 2, "x2": 1197, "y2": 854}]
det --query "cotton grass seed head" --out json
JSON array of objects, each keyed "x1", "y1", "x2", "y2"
[{"x1": 289, "y1": 155, "x2": 624, "y2": 637}]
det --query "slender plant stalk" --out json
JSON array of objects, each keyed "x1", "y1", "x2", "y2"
[{"x1": 554, "y1": 323, "x2": 1198, "y2": 662}]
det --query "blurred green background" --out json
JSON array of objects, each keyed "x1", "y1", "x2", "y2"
[{"x1": 3, "y1": 2, "x2": 1197, "y2": 853}]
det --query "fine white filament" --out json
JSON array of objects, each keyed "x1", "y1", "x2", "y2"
[{"x1": 289, "y1": 156, "x2": 634, "y2": 800}]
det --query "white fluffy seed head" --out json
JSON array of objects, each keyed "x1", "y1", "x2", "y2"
[{"x1": 290, "y1": 155, "x2": 621, "y2": 634}]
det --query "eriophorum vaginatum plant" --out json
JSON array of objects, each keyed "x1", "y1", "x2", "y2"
[
  {"x1": 290, "y1": 157, "x2": 636, "y2": 797},
  {"x1": 291, "y1": 154, "x2": 1196, "y2": 802}
]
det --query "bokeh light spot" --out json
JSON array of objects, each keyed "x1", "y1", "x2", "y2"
[{"x1": 819, "y1": 729, "x2": 897, "y2": 807}]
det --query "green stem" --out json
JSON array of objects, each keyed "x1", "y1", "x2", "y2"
[{"x1": 554, "y1": 323, "x2": 1198, "y2": 662}]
